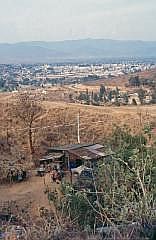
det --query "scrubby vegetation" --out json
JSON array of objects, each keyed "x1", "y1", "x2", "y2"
[{"x1": 43, "y1": 126, "x2": 156, "y2": 239}]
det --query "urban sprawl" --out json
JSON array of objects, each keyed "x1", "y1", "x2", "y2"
[{"x1": 0, "y1": 62, "x2": 156, "y2": 106}]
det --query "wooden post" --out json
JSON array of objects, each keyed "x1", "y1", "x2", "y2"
[{"x1": 77, "y1": 111, "x2": 80, "y2": 144}]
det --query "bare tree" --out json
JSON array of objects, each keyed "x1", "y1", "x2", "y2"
[{"x1": 12, "y1": 92, "x2": 44, "y2": 162}]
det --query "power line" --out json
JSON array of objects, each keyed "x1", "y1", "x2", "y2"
[
  {"x1": 0, "y1": 120, "x2": 108, "y2": 132},
  {"x1": 0, "y1": 123, "x2": 77, "y2": 132}
]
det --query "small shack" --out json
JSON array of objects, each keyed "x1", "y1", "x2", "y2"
[{"x1": 39, "y1": 143, "x2": 113, "y2": 171}]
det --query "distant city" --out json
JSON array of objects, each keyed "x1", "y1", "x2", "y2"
[{"x1": 0, "y1": 61, "x2": 155, "y2": 92}]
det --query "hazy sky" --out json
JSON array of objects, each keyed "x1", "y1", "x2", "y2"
[{"x1": 0, "y1": 0, "x2": 156, "y2": 43}]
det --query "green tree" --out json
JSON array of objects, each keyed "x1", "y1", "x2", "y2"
[
  {"x1": 138, "y1": 88, "x2": 146, "y2": 104},
  {"x1": 123, "y1": 93, "x2": 129, "y2": 104},
  {"x1": 93, "y1": 93, "x2": 99, "y2": 103},
  {"x1": 129, "y1": 75, "x2": 140, "y2": 87},
  {"x1": 99, "y1": 84, "x2": 106, "y2": 101}
]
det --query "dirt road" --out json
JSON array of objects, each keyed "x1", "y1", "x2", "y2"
[{"x1": 0, "y1": 174, "x2": 53, "y2": 215}]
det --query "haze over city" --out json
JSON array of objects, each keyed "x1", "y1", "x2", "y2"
[{"x1": 1, "y1": 0, "x2": 156, "y2": 43}]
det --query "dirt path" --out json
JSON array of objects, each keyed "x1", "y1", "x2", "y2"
[{"x1": 0, "y1": 174, "x2": 54, "y2": 215}]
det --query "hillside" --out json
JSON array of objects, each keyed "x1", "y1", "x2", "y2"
[
  {"x1": 0, "y1": 91, "x2": 156, "y2": 144},
  {"x1": 83, "y1": 68, "x2": 156, "y2": 89},
  {"x1": 1, "y1": 39, "x2": 156, "y2": 63},
  {"x1": 0, "y1": 93, "x2": 156, "y2": 239}
]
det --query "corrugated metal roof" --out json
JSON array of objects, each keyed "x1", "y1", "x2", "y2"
[
  {"x1": 48, "y1": 143, "x2": 95, "y2": 151},
  {"x1": 46, "y1": 143, "x2": 113, "y2": 161},
  {"x1": 68, "y1": 148, "x2": 102, "y2": 160},
  {"x1": 85, "y1": 144, "x2": 104, "y2": 150},
  {"x1": 40, "y1": 153, "x2": 63, "y2": 161},
  {"x1": 88, "y1": 149, "x2": 106, "y2": 157}
]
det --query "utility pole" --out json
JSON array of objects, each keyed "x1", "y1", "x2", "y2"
[{"x1": 77, "y1": 110, "x2": 80, "y2": 144}]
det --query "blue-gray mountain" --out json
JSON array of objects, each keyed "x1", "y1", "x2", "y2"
[{"x1": 0, "y1": 39, "x2": 156, "y2": 63}]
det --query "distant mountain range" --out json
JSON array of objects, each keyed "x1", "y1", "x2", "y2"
[{"x1": 0, "y1": 39, "x2": 156, "y2": 63}]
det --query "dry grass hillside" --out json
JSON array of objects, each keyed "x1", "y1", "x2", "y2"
[
  {"x1": 43, "y1": 101, "x2": 156, "y2": 142},
  {"x1": 0, "y1": 92, "x2": 156, "y2": 149},
  {"x1": 0, "y1": 90, "x2": 155, "y2": 174},
  {"x1": 0, "y1": 91, "x2": 156, "y2": 239},
  {"x1": 82, "y1": 68, "x2": 156, "y2": 90}
]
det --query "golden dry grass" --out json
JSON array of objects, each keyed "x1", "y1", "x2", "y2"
[
  {"x1": 0, "y1": 91, "x2": 156, "y2": 147},
  {"x1": 83, "y1": 68, "x2": 156, "y2": 91},
  {"x1": 42, "y1": 101, "x2": 156, "y2": 143}
]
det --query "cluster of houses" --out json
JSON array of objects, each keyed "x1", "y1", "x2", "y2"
[
  {"x1": 70, "y1": 86, "x2": 154, "y2": 106},
  {"x1": 0, "y1": 63, "x2": 155, "y2": 92}
]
